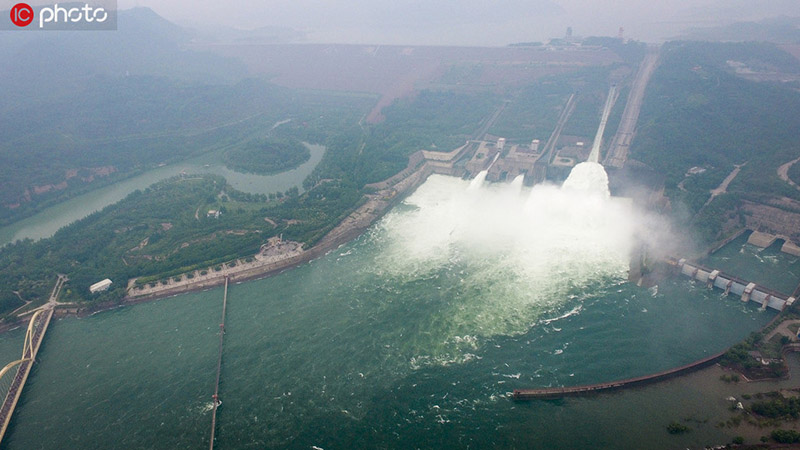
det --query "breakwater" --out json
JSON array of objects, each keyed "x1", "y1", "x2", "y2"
[
  {"x1": 513, "y1": 351, "x2": 725, "y2": 400},
  {"x1": 513, "y1": 255, "x2": 797, "y2": 401}
]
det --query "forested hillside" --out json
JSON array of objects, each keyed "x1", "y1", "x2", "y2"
[{"x1": 631, "y1": 41, "x2": 800, "y2": 243}]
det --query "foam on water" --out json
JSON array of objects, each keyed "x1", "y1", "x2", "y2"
[
  {"x1": 561, "y1": 161, "x2": 610, "y2": 198},
  {"x1": 367, "y1": 163, "x2": 640, "y2": 364}
]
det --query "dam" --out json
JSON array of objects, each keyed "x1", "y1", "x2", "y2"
[
  {"x1": 670, "y1": 257, "x2": 796, "y2": 312},
  {"x1": 1, "y1": 53, "x2": 784, "y2": 447},
  {"x1": 0, "y1": 191, "x2": 776, "y2": 449},
  {"x1": 0, "y1": 146, "x2": 782, "y2": 449}
]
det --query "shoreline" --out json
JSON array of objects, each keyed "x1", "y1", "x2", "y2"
[
  {"x1": 10, "y1": 145, "x2": 796, "y2": 403},
  {"x1": 54, "y1": 159, "x2": 440, "y2": 319},
  {"x1": 514, "y1": 301, "x2": 789, "y2": 400}
]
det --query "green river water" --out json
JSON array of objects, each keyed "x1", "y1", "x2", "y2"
[
  {"x1": 703, "y1": 232, "x2": 800, "y2": 296},
  {"x1": 0, "y1": 143, "x2": 325, "y2": 246},
  {"x1": 0, "y1": 174, "x2": 790, "y2": 449}
]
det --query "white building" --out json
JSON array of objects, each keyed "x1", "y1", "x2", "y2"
[{"x1": 90, "y1": 278, "x2": 112, "y2": 294}]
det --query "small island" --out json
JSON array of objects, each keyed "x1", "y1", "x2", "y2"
[{"x1": 223, "y1": 138, "x2": 310, "y2": 175}]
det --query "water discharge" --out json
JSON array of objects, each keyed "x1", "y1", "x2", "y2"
[
  {"x1": 467, "y1": 153, "x2": 501, "y2": 191},
  {"x1": 562, "y1": 160, "x2": 611, "y2": 197},
  {"x1": 466, "y1": 169, "x2": 488, "y2": 190},
  {"x1": 509, "y1": 174, "x2": 524, "y2": 192},
  {"x1": 371, "y1": 160, "x2": 641, "y2": 364},
  {"x1": 0, "y1": 160, "x2": 777, "y2": 450}
]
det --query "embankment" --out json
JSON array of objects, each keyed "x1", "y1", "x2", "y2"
[
  {"x1": 119, "y1": 157, "x2": 441, "y2": 306},
  {"x1": 513, "y1": 351, "x2": 725, "y2": 400}
]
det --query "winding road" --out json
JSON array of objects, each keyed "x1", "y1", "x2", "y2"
[
  {"x1": 704, "y1": 163, "x2": 746, "y2": 206},
  {"x1": 778, "y1": 156, "x2": 800, "y2": 190}
]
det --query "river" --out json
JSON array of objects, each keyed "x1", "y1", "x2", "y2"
[
  {"x1": 0, "y1": 175, "x2": 784, "y2": 449},
  {"x1": 0, "y1": 143, "x2": 325, "y2": 246},
  {"x1": 703, "y1": 231, "x2": 800, "y2": 295}
]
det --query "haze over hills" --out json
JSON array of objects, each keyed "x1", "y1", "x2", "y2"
[
  {"x1": 0, "y1": 7, "x2": 368, "y2": 226},
  {"x1": 0, "y1": 6, "x2": 649, "y2": 305},
  {"x1": 118, "y1": 0, "x2": 800, "y2": 45},
  {"x1": 3, "y1": 3, "x2": 800, "y2": 449},
  {"x1": 678, "y1": 16, "x2": 800, "y2": 43},
  {"x1": 0, "y1": 6, "x2": 641, "y2": 228},
  {"x1": 0, "y1": 7, "x2": 247, "y2": 106}
]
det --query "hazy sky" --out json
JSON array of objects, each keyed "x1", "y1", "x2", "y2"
[{"x1": 118, "y1": 0, "x2": 799, "y2": 45}]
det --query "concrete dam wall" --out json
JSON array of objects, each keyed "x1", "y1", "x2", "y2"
[{"x1": 672, "y1": 258, "x2": 796, "y2": 312}]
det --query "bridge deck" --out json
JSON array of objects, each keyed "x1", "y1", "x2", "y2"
[
  {"x1": 209, "y1": 276, "x2": 228, "y2": 450},
  {"x1": 0, "y1": 275, "x2": 63, "y2": 444},
  {"x1": 0, "y1": 307, "x2": 54, "y2": 442}
]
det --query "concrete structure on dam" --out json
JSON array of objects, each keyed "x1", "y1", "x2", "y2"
[
  {"x1": 670, "y1": 258, "x2": 796, "y2": 312},
  {"x1": 747, "y1": 230, "x2": 800, "y2": 256}
]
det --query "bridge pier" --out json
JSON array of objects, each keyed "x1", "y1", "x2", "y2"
[
  {"x1": 707, "y1": 270, "x2": 719, "y2": 289},
  {"x1": 742, "y1": 282, "x2": 756, "y2": 303}
]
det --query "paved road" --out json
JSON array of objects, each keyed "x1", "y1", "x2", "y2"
[
  {"x1": 765, "y1": 319, "x2": 800, "y2": 343},
  {"x1": 704, "y1": 163, "x2": 746, "y2": 206},
  {"x1": 604, "y1": 48, "x2": 659, "y2": 168},
  {"x1": 778, "y1": 156, "x2": 800, "y2": 190}
]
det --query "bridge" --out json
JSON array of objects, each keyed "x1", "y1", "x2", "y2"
[
  {"x1": 0, "y1": 275, "x2": 63, "y2": 444},
  {"x1": 209, "y1": 275, "x2": 229, "y2": 449}
]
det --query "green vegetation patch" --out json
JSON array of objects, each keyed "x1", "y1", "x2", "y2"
[
  {"x1": 772, "y1": 429, "x2": 800, "y2": 444},
  {"x1": 305, "y1": 89, "x2": 498, "y2": 189},
  {"x1": 0, "y1": 172, "x2": 366, "y2": 317},
  {"x1": 0, "y1": 74, "x2": 374, "y2": 228},
  {"x1": 750, "y1": 394, "x2": 800, "y2": 420},
  {"x1": 666, "y1": 421, "x2": 691, "y2": 434},
  {"x1": 630, "y1": 41, "x2": 800, "y2": 244},
  {"x1": 224, "y1": 138, "x2": 310, "y2": 175}
]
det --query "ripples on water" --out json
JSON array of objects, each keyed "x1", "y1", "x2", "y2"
[{"x1": 1, "y1": 172, "x2": 778, "y2": 449}]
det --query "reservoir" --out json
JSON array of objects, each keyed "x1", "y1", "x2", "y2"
[
  {"x1": 0, "y1": 143, "x2": 325, "y2": 246},
  {"x1": 0, "y1": 175, "x2": 781, "y2": 449}
]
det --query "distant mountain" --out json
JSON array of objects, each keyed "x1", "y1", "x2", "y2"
[
  {"x1": 190, "y1": 24, "x2": 307, "y2": 45},
  {"x1": 678, "y1": 16, "x2": 800, "y2": 43},
  {"x1": 673, "y1": 0, "x2": 800, "y2": 26},
  {"x1": 0, "y1": 7, "x2": 248, "y2": 107}
]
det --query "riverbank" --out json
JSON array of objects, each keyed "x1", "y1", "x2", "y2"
[
  {"x1": 0, "y1": 147, "x2": 455, "y2": 327},
  {"x1": 631, "y1": 353, "x2": 800, "y2": 447},
  {"x1": 117, "y1": 158, "x2": 437, "y2": 307},
  {"x1": 0, "y1": 142, "x2": 326, "y2": 247}
]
